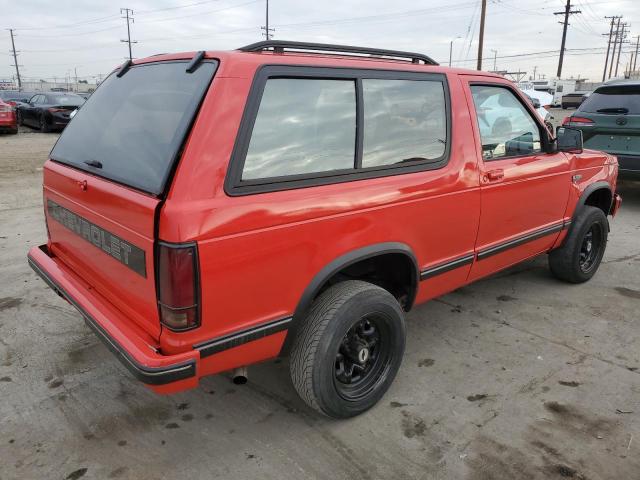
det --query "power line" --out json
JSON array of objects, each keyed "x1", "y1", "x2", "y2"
[
  {"x1": 261, "y1": 0, "x2": 274, "y2": 40},
  {"x1": 554, "y1": 0, "x2": 581, "y2": 78},
  {"x1": 476, "y1": 0, "x2": 487, "y2": 70},
  {"x1": 602, "y1": 16, "x2": 620, "y2": 81},
  {"x1": 8, "y1": 29, "x2": 22, "y2": 90},
  {"x1": 609, "y1": 17, "x2": 621, "y2": 78},
  {"x1": 614, "y1": 22, "x2": 629, "y2": 77},
  {"x1": 120, "y1": 8, "x2": 137, "y2": 61}
]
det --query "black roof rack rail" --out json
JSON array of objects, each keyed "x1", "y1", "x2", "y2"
[{"x1": 238, "y1": 40, "x2": 438, "y2": 66}]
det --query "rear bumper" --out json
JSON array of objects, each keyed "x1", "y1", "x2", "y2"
[
  {"x1": 0, "y1": 118, "x2": 17, "y2": 129},
  {"x1": 28, "y1": 244, "x2": 199, "y2": 388}
]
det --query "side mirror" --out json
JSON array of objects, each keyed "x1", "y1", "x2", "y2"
[{"x1": 555, "y1": 126, "x2": 583, "y2": 154}]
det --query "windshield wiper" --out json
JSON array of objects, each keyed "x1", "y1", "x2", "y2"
[
  {"x1": 596, "y1": 107, "x2": 629, "y2": 114},
  {"x1": 84, "y1": 159, "x2": 103, "y2": 169}
]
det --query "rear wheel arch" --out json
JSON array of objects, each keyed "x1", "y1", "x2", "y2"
[{"x1": 280, "y1": 242, "x2": 419, "y2": 355}]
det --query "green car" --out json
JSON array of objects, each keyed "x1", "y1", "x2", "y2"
[{"x1": 563, "y1": 81, "x2": 640, "y2": 178}]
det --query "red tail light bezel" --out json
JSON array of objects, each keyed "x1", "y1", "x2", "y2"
[
  {"x1": 156, "y1": 241, "x2": 201, "y2": 332},
  {"x1": 563, "y1": 116, "x2": 594, "y2": 126}
]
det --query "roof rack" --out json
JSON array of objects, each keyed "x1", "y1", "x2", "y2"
[{"x1": 238, "y1": 40, "x2": 438, "y2": 65}]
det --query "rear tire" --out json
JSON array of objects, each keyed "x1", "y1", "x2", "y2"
[
  {"x1": 549, "y1": 206, "x2": 608, "y2": 283},
  {"x1": 290, "y1": 280, "x2": 406, "y2": 418}
]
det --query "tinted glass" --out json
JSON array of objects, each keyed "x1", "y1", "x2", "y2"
[
  {"x1": 579, "y1": 85, "x2": 640, "y2": 114},
  {"x1": 51, "y1": 61, "x2": 216, "y2": 195},
  {"x1": 242, "y1": 79, "x2": 356, "y2": 180},
  {"x1": 471, "y1": 85, "x2": 541, "y2": 160},
  {"x1": 45, "y1": 94, "x2": 85, "y2": 106},
  {"x1": 362, "y1": 79, "x2": 446, "y2": 168}
]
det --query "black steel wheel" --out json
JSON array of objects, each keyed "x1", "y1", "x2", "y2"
[
  {"x1": 549, "y1": 205, "x2": 608, "y2": 283},
  {"x1": 290, "y1": 280, "x2": 406, "y2": 418},
  {"x1": 334, "y1": 313, "x2": 393, "y2": 401}
]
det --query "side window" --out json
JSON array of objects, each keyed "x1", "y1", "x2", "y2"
[
  {"x1": 470, "y1": 85, "x2": 541, "y2": 160},
  {"x1": 362, "y1": 79, "x2": 446, "y2": 167},
  {"x1": 241, "y1": 78, "x2": 356, "y2": 180},
  {"x1": 30, "y1": 95, "x2": 40, "y2": 104}
]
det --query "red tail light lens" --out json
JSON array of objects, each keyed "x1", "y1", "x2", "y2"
[
  {"x1": 563, "y1": 116, "x2": 594, "y2": 126},
  {"x1": 157, "y1": 242, "x2": 200, "y2": 331},
  {"x1": 48, "y1": 107, "x2": 65, "y2": 113},
  {"x1": 0, "y1": 104, "x2": 12, "y2": 112}
]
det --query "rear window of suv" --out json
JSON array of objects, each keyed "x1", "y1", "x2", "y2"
[
  {"x1": 50, "y1": 60, "x2": 217, "y2": 195},
  {"x1": 579, "y1": 85, "x2": 640, "y2": 114}
]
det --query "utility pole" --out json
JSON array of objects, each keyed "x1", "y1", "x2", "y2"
[
  {"x1": 602, "y1": 16, "x2": 619, "y2": 81},
  {"x1": 491, "y1": 49, "x2": 497, "y2": 71},
  {"x1": 120, "y1": 8, "x2": 137, "y2": 61},
  {"x1": 532, "y1": 65, "x2": 537, "y2": 80},
  {"x1": 8, "y1": 29, "x2": 22, "y2": 91},
  {"x1": 74, "y1": 67, "x2": 78, "y2": 92},
  {"x1": 476, "y1": 0, "x2": 487, "y2": 70},
  {"x1": 261, "y1": 0, "x2": 274, "y2": 40},
  {"x1": 633, "y1": 35, "x2": 639, "y2": 72},
  {"x1": 554, "y1": 0, "x2": 581, "y2": 78},
  {"x1": 615, "y1": 22, "x2": 628, "y2": 77},
  {"x1": 609, "y1": 18, "x2": 621, "y2": 79}
]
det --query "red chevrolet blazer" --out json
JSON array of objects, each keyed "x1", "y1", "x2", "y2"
[{"x1": 28, "y1": 41, "x2": 621, "y2": 418}]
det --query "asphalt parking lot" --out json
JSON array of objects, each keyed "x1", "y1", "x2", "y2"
[{"x1": 1, "y1": 115, "x2": 639, "y2": 480}]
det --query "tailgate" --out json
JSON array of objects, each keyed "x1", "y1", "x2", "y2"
[
  {"x1": 42, "y1": 57, "x2": 218, "y2": 339},
  {"x1": 44, "y1": 161, "x2": 161, "y2": 337},
  {"x1": 583, "y1": 114, "x2": 640, "y2": 156}
]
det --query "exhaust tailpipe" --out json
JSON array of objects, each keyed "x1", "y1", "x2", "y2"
[{"x1": 232, "y1": 366, "x2": 248, "y2": 385}]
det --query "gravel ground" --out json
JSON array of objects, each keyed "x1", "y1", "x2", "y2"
[{"x1": 1, "y1": 116, "x2": 639, "y2": 480}]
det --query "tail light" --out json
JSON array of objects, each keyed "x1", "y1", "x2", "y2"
[
  {"x1": 48, "y1": 107, "x2": 65, "y2": 113},
  {"x1": 543, "y1": 105, "x2": 551, "y2": 111},
  {"x1": 563, "y1": 116, "x2": 594, "y2": 126},
  {"x1": 0, "y1": 104, "x2": 13, "y2": 112},
  {"x1": 157, "y1": 242, "x2": 200, "y2": 331}
]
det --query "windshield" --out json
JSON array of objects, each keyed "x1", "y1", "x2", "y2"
[
  {"x1": 579, "y1": 85, "x2": 640, "y2": 114},
  {"x1": 47, "y1": 94, "x2": 85, "y2": 106},
  {"x1": 50, "y1": 60, "x2": 217, "y2": 195}
]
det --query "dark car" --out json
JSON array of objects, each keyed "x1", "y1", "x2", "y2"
[
  {"x1": 18, "y1": 92, "x2": 85, "y2": 132},
  {"x1": 0, "y1": 90, "x2": 38, "y2": 108},
  {"x1": 563, "y1": 81, "x2": 640, "y2": 178},
  {"x1": 561, "y1": 92, "x2": 587, "y2": 109}
]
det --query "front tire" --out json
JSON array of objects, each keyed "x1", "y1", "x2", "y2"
[
  {"x1": 549, "y1": 206, "x2": 608, "y2": 283},
  {"x1": 290, "y1": 280, "x2": 406, "y2": 418}
]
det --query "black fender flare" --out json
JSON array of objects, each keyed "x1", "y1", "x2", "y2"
[
  {"x1": 560, "y1": 181, "x2": 612, "y2": 247},
  {"x1": 280, "y1": 242, "x2": 419, "y2": 355},
  {"x1": 573, "y1": 181, "x2": 612, "y2": 219}
]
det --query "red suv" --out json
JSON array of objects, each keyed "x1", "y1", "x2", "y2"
[{"x1": 28, "y1": 41, "x2": 621, "y2": 418}]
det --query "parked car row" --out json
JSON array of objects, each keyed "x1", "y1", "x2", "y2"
[{"x1": 0, "y1": 90, "x2": 86, "y2": 134}]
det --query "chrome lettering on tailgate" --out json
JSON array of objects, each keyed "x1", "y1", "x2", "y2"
[{"x1": 47, "y1": 200, "x2": 147, "y2": 277}]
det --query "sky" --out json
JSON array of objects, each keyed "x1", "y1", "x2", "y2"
[{"x1": 1, "y1": 0, "x2": 639, "y2": 84}]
